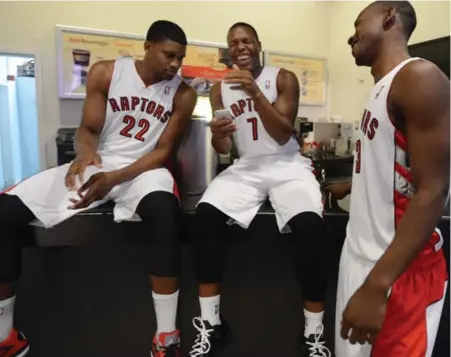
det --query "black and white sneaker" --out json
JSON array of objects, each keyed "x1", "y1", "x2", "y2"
[
  {"x1": 189, "y1": 316, "x2": 232, "y2": 356},
  {"x1": 300, "y1": 324, "x2": 332, "y2": 357}
]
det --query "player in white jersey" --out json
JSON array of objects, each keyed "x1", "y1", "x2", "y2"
[
  {"x1": 0, "y1": 20, "x2": 197, "y2": 357},
  {"x1": 329, "y1": 2, "x2": 450, "y2": 357},
  {"x1": 189, "y1": 23, "x2": 331, "y2": 357}
]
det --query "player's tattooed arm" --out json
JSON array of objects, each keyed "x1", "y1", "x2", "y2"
[{"x1": 111, "y1": 82, "x2": 197, "y2": 184}]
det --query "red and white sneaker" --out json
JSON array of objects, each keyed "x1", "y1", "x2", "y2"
[
  {"x1": 0, "y1": 328, "x2": 29, "y2": 357},
  {"x1": 150, "y1": 330, "x2": 181, "y2": 357}
]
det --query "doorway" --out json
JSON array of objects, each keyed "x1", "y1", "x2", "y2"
[{"x1": 0, "y1": 54, "x2": 40, "y2": 190}]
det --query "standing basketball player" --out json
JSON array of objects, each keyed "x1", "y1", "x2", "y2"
[
  {"x1": 189, "y1": 23, "x2": 331, "y2": 357},
  {"x1": 333, "y1": 2, "x2": 450, "y2": 357},
  {"x1": 0, "y1": 21, "x2": 196, "y2": 357}
]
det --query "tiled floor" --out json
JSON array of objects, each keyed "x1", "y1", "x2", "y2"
[{"x1": 14, "y1": 215, "x2": 449, "y2": 357}]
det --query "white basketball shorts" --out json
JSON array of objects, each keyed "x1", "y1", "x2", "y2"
[
  {"x1": 335, "y1": 239, "x2": 448, "y2": 357},
  {"x1": 5, "y1": 156, "x2": 177, "y2": 228},
  {"x1": 199, "y1": 152, "x2": 323, "y2": 232}
]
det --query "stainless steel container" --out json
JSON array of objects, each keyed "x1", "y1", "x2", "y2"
[{"x1": 176, "y1": 115, "x2": 218, "y2": 210}]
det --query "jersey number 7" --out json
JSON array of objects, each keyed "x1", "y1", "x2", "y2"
[{"x1": 247, "y1": 117, "x2": 259, "y2": 141}]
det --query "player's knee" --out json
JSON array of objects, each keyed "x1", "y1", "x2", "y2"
[
  {"x1": 196, "y1": 202, "x2": 227, "y2": 222},
  {"x1": 137, "y1": 191, "x2": 182, "y2": 278},
  {"x1": 288, "y1": 211, "x2": 325, "y2": 242},
  {"x1": 290, "y1": 212, "x2": 328, "y2": 301},
  {"x1": 194, "y1": 203, "x2": 228, "y2": 283},
  {"x1": 137, "y1": 191, "x2": 181, "y2": 223},
  {"x1": 195, "y1": 202, "x2": 228, "y2": 240},
  {"x1": 0, "y1": 194, "x2": 33, "y2": 227}
]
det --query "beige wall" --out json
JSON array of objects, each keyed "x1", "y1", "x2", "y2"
[
  {"x1": 0, "y1": 1, "x2": 449, "y2": 167},
  {"x1": 328, "y1": 0, "x2": 450, "y2": 127},
  {"x1": 0, "y1": 1, "x2": 330, "y2": 168}
]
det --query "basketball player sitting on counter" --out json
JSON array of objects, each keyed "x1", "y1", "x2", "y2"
[
  {"x1": 329, "y1": 1, "x2": 449, "y2": 357},
  {"x1": 0, "y1": 20, "x2": 196, "y2": 357},
  {"x1": 189, "y1": 22, "x2": 331, "y2": 357}
]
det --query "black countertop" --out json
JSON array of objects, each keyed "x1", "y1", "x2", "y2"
[{"x1": 180, "y1": 194, "x2": 450, "y2": 221}]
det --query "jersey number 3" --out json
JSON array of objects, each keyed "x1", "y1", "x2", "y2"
[
  {"x1": 120, "y1": 115, "x2": 150, "y2": 142},
  {"x1": 355, "y1": 139, "x2": 361, "y2": 173},
  {"x1": 247, "y1": 117, "x2": 259, "y2": 141}
]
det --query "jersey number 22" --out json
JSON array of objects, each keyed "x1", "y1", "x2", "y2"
[{"x1": 120, "y1": 115, "x2": 150, "y2": 142}]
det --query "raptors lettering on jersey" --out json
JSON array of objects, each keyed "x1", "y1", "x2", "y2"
[
  {"x1": 229, "y1": 98, "x2": 255, "y2": 118},
  {"x1": 95, "y1": 56, "x2": 182, "y2": 165},
  {"x1": 228, "y1": 98, "x2": 259, "y2": 140},
  {"x1": 108, "y1": 96, "x2": 172, "y2": 124},
  {"x1": 347, "y1": 58, "x2": 443, "y2": 263},
  {"x1": 354, "y1": 109, "x2": 379, "y2": 173},
  {"x1": 108, "y1": 96, "x2": 172, "y2": 142},
  {"x1": 220, "y1": 66, "x2": 299, "y2": 159}
]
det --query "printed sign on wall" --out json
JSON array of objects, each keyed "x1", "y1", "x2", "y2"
[
  {"x1": 56, "y1": 25, "x2": 233, "y2": 99},
  {"x1": 264, "y1": 51, "x2": 327, "y2": 106}
]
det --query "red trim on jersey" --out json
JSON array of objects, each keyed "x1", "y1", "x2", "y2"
[
  {"x1": 370, "y1": 251, "x2": 447, "y2": 356},
  {"x1": 0, "y1": 177, "x2": 30, "y2": 195},
  {"x1": 0, "y1": 185, "x2": 17, "y2": 195},
  {"x1": 394, "y1": 129, "x2": 407, "y2": 151},
  {"x1": 395, "y1": 162, "x2": 411, "y2": 182},
  {"x1": 393, "y1": 132, "x2": 441, "y2": 254},
  {"x1": 394, "y1": 190, "x2": 409, "y2": 225}
]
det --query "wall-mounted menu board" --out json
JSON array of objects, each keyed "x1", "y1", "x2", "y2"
[
  {"x1": 181, "y1": 40, "x2": 233, "y2": 96},
  {"x1": 56, "y1": 25, "x2": 233, "y2": 99},
  {"x1": 263, "y1": 51, "x2": 327, "y2": 106},
  {"x1": 56, "y1": 25, "x2": 145, "y2": 99}
]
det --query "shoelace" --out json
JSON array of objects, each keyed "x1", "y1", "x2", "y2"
[
  {"x1": 189, "y1": 317, "x2": 214, "y2": 357},
  {"x1": 306, "y1": 324, "x2": 331, "y2": 357}
]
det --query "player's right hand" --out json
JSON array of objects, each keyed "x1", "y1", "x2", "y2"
[
  {"x1": 209, "y1": 116, "x2": 237, "y2": 139},
  {"x1": 326, "y1": 182, "x2": 351, "y2": 200},
  {"x1": 65, "y1": 153, "x2": 102, "y2": 191}
]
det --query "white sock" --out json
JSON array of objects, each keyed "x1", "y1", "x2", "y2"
[
  {"x1": 153, "y1": 290, "x2": 179, "y2": 334},
  {"x1": 199, "y1": 295, "x2": 221, "y2": 326},
  {"x1": 304, "y1": 309, "x2": 324, "y2": 337},
  {"x1": 0, "y1": 296, "x2": 15, "y2": 342}
]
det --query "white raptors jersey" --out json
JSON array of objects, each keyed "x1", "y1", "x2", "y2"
[
  {"x1": 346, "y1": 57, "x2": 443, "y2": 262},
  {"x1": 221, "y1": 66, "x2": 300, "y2": 159},
  {"x1": 97, "y1": 56, "x2": 182, "y2": 167}
]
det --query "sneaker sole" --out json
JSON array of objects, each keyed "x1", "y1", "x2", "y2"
[{"x1": 15, "y1": 345, "x2": 30, "y2": 357}]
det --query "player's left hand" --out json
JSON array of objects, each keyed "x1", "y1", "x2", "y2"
[
  {"x1": 67, "y1": 172, "x2": 117, "y2": 210},
  {"x1": 340, "y1": 281, "x2": 387, "y2": 345},
  {"x1": 223, "y1": 64, "x2": 261, "y2": 98}
]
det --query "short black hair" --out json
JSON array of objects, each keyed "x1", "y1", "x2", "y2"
[
  {"x1": 146, "y1": 20, "x2": 187, "y2": 45},
  {"x1": 228, "y1": 22, "x2": 260, "y2": 42},
  {"x1": 372, "y1": 1, "x2": 417, "y2": 40}
]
